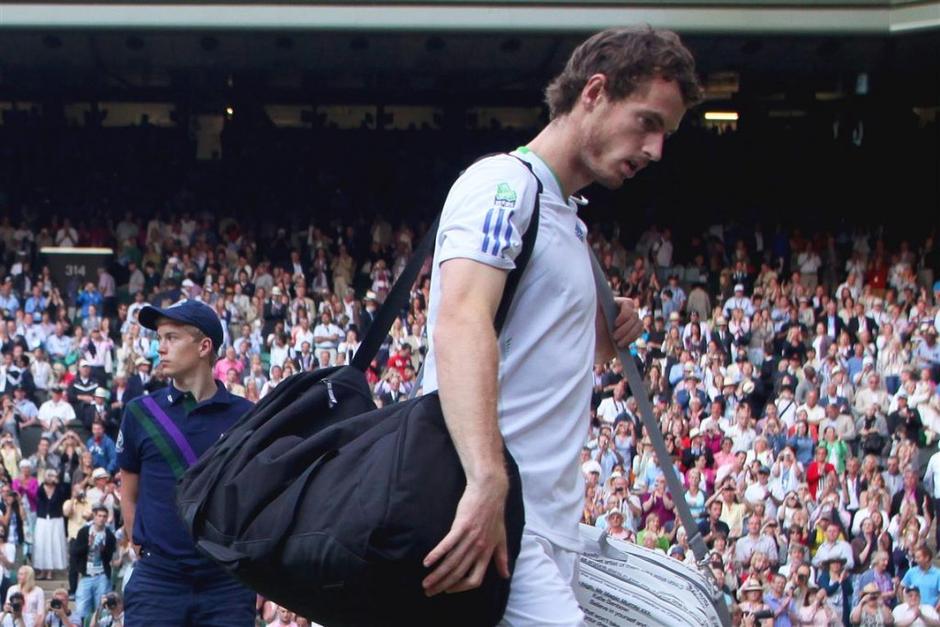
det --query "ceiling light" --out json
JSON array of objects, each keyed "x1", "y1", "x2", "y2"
[{"x1": 704, "y1": 112, "x2": 739, "y2": 121}]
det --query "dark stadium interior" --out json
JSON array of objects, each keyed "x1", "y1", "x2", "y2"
[{"x1": 0, "y1": 29, "x2": 937, "y2": 237}]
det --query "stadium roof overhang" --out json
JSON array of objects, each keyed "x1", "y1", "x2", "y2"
[{"x1": 0, "y1": 0, "x2": 938, "y2": 34}]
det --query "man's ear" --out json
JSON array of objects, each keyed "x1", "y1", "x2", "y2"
[
  {"x1": 580, "y1": 74, "x2": 609, "y2": 112},
  {"x1": 201, "y1": 338, "x2": 216, "y2": 360}
]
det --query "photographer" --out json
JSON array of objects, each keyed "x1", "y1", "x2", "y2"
[
  {"x1": 1, "y1": 591, "x2": 26, "y2": 627},
  {"x1": 0, "y1": 490, "x2": 26, "y2": 566},
  {"x1": 62, "y1": 483, "x2": 91, "y2": 599},
  {"x1": 850, "y1": 582, "x2": 895, "y2": 625},
  {"x1": 41, "y1": 589, "x2": 79, "y2": 627},
  {"x1": 11, "y1": 386, "x2": 39, "y2": 433},
  {"x1": 737, "y1": 579, "x2": 773, "y2": 626},
  {"x1": 5, "y1": 566, "x2": 44, "y2": 627},
  {"x1": 89, "y1": 593, "x2": 122, "y2": 627}
]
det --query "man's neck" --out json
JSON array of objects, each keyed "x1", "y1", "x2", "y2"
[
  {"x1": 173, "y1": 365, "x2": 217, "y2": 403},
  {"x1": 526, "y1": 119, "x2": 591, "y2": 199}
]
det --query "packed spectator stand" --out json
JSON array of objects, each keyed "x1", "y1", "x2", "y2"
[{"x1": 0, "y1": 109, "x2": 939, "y2": 625}]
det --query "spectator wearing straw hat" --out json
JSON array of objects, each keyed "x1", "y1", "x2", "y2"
[
  {"x1": 737, "y1": 578, "x2": 771, "y2": 626},
  {"x1": 125, "y1": 358, "x2": 156, "y2": 403},
  {"x1": 80, "y1": 389, "x2": 114, "y2": 435}
]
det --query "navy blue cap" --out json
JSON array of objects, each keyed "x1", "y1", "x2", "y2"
[{"x1": 138, "y1": 300, "x2": 223, "y2": 353}]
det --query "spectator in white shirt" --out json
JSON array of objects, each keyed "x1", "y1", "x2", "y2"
[
  {"x1": 893, "y1": 585, "x2": 940, "y2": 627},
  {"x1": 723, "y1": 284, "x2": 754, "y2": 318},
  {"x1": 798, "y1": 389, "x2": 826, "y2": 428},
  {"x1": 812, "y1": 521, "x2": 855, "y2": 569},
  {"x1": 596, "y1": 381, "x2": 629, "y2": 425},
  {"x1": 854, "y1": 373, "x2": 890, "y2": 417},
  {"x1": 37, "y1": 386, "x2": 75, "y2": 441},
  {"x1": 313, "y1": 311, "x2": 342, "y2": 355},
  {"x1": 44, "y1": 323, "x2": 72, "y2": 363}
]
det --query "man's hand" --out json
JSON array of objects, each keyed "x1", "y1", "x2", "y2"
[
  {"x1": 611, "y1": 298, "x2": 642, "y2": 349},
  {"x1": 421, "y1": 478, "x2": 510, "y2": 597}
]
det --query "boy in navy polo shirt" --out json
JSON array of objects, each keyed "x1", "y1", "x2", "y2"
[{"x1": 118, "y1": 300, "x2": 255, "y2": 627}]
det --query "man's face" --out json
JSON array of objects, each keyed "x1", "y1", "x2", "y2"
[
  {"x1": 826, "y1": 523, "x2": 839, "y2": 543},
  {"x1": 748, "y1": 516, "x2": 760, "y2": 536},
  {"x1": 710, "y1": 501, "x2": 722, "y2": 518},
  {"x1": 576, "y1": 77, "x2": 686, "y2": 189},
  {"x1": 614, "y1": 381, "x2": 625, "y2": 399},
  {"x1": 917, "y1": 550, "x2": 931, "y2": 569},
  {"x1": 94, "y1": 510, "x2": 108, "y2": 527},
  {"x1": 92, "y1": 423, "x2": 104, "y2": 438}
]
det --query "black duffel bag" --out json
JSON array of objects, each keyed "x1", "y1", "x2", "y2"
[{"x1": 177, "y1": 157, "x2": 542, "y2": 626}]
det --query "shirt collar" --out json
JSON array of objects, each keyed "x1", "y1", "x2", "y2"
[
  {"x1": 512, "y1": 146, "x2": 574, "y2": 208},
  {"x1": 166, "y1": 380, "x2": 238, "y2": 410}
]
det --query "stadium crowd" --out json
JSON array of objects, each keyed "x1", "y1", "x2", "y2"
[
  {"x1": 582, "y1": 225, "x2": 940, "y2": 626},
  {"x1": 0, "y1": 192, "x2": 938, "y2": 626}
]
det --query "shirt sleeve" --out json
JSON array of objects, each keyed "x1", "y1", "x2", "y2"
[
  {"x1": 116, "y1": 403, "x2": 141, "y2": 473},
  {"x1": 436, "y1": 155, "x2": 538, "y2": 272}
]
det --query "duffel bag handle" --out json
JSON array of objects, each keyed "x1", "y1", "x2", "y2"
[
  {"x1": 199, "y1": 448, "x2": 339, "y2": 571},
  {"x1": 196, "y1": 539, "x2": 250, "y2": 567}
]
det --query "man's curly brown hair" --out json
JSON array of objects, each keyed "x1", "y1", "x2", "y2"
[{"x1": 545, "y1": 26, "x2": 703, "y2": 120}]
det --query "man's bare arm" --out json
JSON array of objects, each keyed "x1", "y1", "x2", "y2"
[
  {"x1": 120, "y1": 471, "x2": 139, "y2": 544},
  {"x1": 422, "y1": 258, "x2": 510, "y2": 596}
]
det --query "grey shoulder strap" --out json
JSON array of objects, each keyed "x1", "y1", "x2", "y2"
[{"x1": 590, "y1": 251, "x2": 732, "y2": 627}]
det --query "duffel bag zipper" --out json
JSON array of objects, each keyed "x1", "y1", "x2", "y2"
[
  {"x1": 324, "y1": 380, "x2": 338, "y2": 408},
  {"x1": 320, "y1": 374, "x2": 373, "y2": 407}
]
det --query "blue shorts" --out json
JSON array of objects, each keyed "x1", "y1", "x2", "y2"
[{"x1": 124, "y1": 550, "x2": 255, "y2": 627}]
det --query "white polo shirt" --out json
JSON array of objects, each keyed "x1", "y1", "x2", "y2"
[{"x1": 424, "y1": 148, "x2": 596, "y2": 551}]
